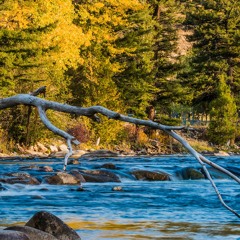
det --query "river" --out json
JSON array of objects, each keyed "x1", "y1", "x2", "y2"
[{"x1": 0, "y1": 155, "x2": 239, "y2": 239}]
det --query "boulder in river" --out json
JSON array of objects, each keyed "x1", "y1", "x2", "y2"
[
  {"x1": 45, "y1": 172, "x2": 80, "y2": 185},
  {"x1": 175, "y1": 167, "x2": 205, "y2": 180},
  {"x1": 0, "y1": 230, "x2": 29, "y2": 240},
  {"x1": 5, "y1": 226, "x2": 58, "y2": 240},
  {"x1": 70, "y1": 170, "x2": 86, "y2": 183},
  {"x1": 0, "y1": 172, "x2": 40, "y2": 185},
  {"x1": 79, "y1": 169, "x2": 121, "y2": 182},
  {"x1": 131, "y1": 170, "x2": 170, "y2": 181},
  {"x1": 25, "y1": 211, "x2": 81, "y2": 240}
]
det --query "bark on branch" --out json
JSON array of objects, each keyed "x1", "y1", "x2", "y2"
[{"x1": 0, "y1": 90, "x2": 239, "y2": 218}]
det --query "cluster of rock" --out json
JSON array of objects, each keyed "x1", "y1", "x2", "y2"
[
  {"x1": 0, "y1": 151, "x2": 236, "y2": 188},
  {"x1": 0, "y1": 211, "x2": 81, "y2": 240}
]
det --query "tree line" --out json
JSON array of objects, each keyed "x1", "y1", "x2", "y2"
[{"x1": 0, "y1": 0, "x2": 239, "y2": 150}]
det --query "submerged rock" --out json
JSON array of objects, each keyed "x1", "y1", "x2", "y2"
[
  {"x1": 100, "y1": 163, "x2": 117, "y2": 169},
  {"x1": 79, "y1": 170, "x2": 121, "y2": 182},
  {"x1": 25, "y1": 211, "x2": 81, "y2": 240},
  {"x1": 38, "y1": 166, "x2": 53, "y2": 172},
  {"x1": 19, "y1": 165, "x2": 40, "y2": 171},
  {"x1": 131, "y1": 170, "x2": 170, "y2": 181},
  {"x1": 5, "y1": 226, "x2": 57, "y2": 240},
  {"x1": 175, "y1": 167, "x2": 205, "y2": 180},
  {"x1": 45, "y1": 172, "x2": 80, "y2": 185},
  {"x1": 201, "y1": 167, "x2": 230, "y2": 179},
  {"x1": 0, "y1": 230, "x2": 29, "y2": 240}
]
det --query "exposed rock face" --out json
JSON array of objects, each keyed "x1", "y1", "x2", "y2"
[
  {"x1": 45, "y1": 172, "x2": 80, "y2": 185},
  {"x1": 79, "y1": 170, "x2": 121, "y2": 182},
  {"x1": 5, "y1": 226, "x2": 58, "y2": 240},
  {"x1": 25, "y1": 211, "x2": 81, "y2": 240},
  {"x1": 80, "y1": 149, "x2": 119, "y2": 159},
  {"x1": 131, "y1": 170, "x2": 170, "y2": 181},
  {"x1": 175, "y1": 167, "x2": 205, "y2": 180},
  {"x1": 0, "y1": 230, "x2": 29, "y2": 240},
  {"x1": 0, "y1": 172, "x2": 40, "y2": 185}
]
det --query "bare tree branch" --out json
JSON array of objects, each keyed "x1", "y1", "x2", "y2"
[{"x1": 0, "y1": 91, "x2": 239, "y2": 218}]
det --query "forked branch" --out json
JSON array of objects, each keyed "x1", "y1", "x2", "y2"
[{"x1": 0, "y1": 89, "x2": 239, "y2": 218}]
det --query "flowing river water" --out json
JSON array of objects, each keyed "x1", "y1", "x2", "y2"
[{"x1": 0, "y1": 155, "x2": 239, "y2": 239}]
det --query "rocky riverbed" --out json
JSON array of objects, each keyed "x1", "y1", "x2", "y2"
[{"x1": 0, "y1": 154, "x2": 239, "y2": 239}]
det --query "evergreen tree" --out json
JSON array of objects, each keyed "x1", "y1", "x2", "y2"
[
  {"x1": 148, "y1": 0, "x2": 185, "y2": 115},
  {"x1": 208, "y1": 74, "x2": 237, "y2": 145},
  {"x1": 113, "y1": 3, "x2": 157, "y2": 116},
  {"x1": 181, "y1": 0, "x2": 240, "y2": 112}
]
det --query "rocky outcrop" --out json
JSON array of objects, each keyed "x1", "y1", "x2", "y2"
[
  {"x1": 25, "y1": 211, "x2": 81, "y2": 240},
  {"x1": 45, "y1": 172, "x2": 80, "y2": 185},
  {"x1": 79, "y1": 170, "x2": 121, "y2": 182},
  {"x1": 131, "y1": 170, "x2": 170, "y2": 181}
]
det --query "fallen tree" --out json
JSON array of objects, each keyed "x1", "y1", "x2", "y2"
[{"x1": 0, "y1": 87, "x2": 239, "y2": 218}]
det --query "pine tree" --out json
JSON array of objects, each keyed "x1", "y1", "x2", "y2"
[
  {"x1": 113, "y1": 3, "x2": 157, "y2": 117},
  {"x1": 148, "y1": 0, "x2": 185, "y2": 115},
  {"x1": 182, "y1": 0, "x2": 240, "y2": 112},
  {"x1": 208, "y1": 74, "x2": 237, "y2": 145}
]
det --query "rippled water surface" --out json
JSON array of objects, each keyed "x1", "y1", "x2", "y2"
[{"x1": 0, "y1": 155, "x2": 239, "y2": 239}]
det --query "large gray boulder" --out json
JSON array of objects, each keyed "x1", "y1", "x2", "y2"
[
  {"x1": 25, "y1": 211, "x2": 81, "y2": 240},
  {"x1": 0, "y1": 230, "x2": 29, "y2": 240},
  {"x1": 5, "y1": 226, "x2": 58, "y2": 240}
]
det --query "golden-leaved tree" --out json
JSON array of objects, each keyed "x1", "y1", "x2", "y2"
[{"x1": 0, "y1": 0, "x2": 86, "y2": 145}]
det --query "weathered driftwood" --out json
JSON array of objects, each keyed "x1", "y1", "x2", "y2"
[{"x1": 0, "y1": 89, "x2": 239, "y2": 218}]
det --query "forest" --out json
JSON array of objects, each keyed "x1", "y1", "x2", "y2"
[{"x1": 0, "y1": 0, "x2": 240, "y2": 153}]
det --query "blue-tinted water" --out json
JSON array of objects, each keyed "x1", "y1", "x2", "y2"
[{"x1": 0, "y1": 155, "x2": 239, "y2": 239}]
